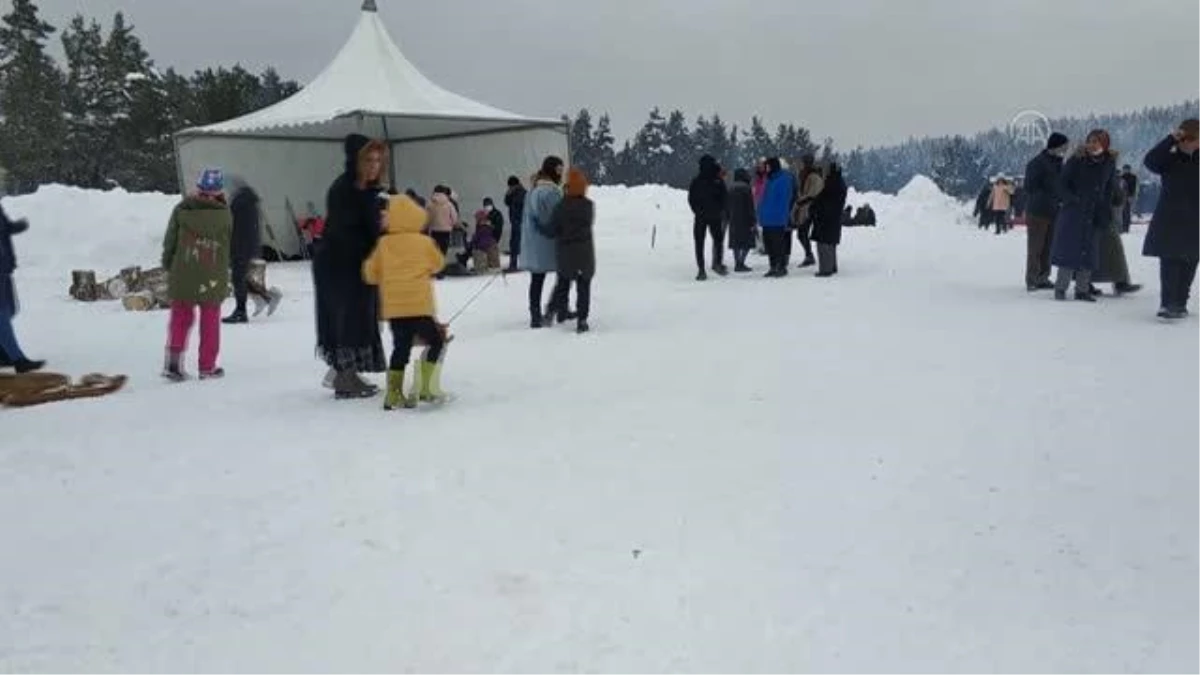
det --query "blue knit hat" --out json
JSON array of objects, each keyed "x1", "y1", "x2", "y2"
[{"x1": 196, "y1": 167, "x2": 224, "y2": 193}]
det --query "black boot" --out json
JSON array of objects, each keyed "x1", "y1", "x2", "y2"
[
  {"x1": 222, "y1": 308, "x2": 248, "y2": 324},
  {"x1": 1115, "y1": 282, "x2": 1142, "y2": 296},
  {"x1": 14, "y1": 358, "x2": 45, "y2": 374}
]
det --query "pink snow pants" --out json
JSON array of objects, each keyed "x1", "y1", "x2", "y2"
[{"x1": 167, "y1": 301, "x2": 221, "y2": 372}]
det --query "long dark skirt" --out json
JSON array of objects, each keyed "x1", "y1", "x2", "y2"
[{"x1": 313, "y1": 258, "x2": 385, "y2": 373}]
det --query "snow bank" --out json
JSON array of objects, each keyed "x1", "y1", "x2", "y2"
[{"x1": 1, "y1": 184, "x2": 179, "y2": 281}]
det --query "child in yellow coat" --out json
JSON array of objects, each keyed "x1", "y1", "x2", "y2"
[{"x1": 363, "y1": 195, "x2": 448, "y2": 410}]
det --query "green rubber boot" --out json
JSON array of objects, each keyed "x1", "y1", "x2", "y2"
[
  {"x1": 417, "y1": 359, "x2": 446, "y2": 403},
  {"x1": 383, "y1": 369, "x2": 404, "y2": 410}
]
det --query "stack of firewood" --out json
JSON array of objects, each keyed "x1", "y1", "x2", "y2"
[{"x1": 68, "y1": 261, "x2": 266, "y2": 311}]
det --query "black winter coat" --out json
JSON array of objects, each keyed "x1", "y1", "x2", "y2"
[
  {"x1": 551, "y1": 196, "x2": 596, "y2": 278},
  {"x1": 1142, "y1": 136, "x2": 1199, "y2": 261},
  {"x1": 1050, "y1": 150, "x2": 1117, "y2": 271},
  {"x1": 313, "y1": 134, "x2": 387, "y2": 373},
  {"x1": 229, "y1": 185, "x2": 262, "y2": 267},
  {"x1": 488, "y1": 208, "x2": 504, "y2": 242},
  {"x1": 688, "y1": 159, "x2": 727, "y2": 223},
  {"x1": 504, "y1": 185, "x2": 526, "y2": 254},
  {"x1": 726, "y1": 182, "x2": 757, "y2": 250},
  {"x1": 0, "y1": 204, "x2": 27, "y2": 316},
  {"x1": 1023, "y1": 150, "x2": 1064, "y2": 220},
  {"x1": 811, "y1": 170, "x2": 848, "y2": 245}
]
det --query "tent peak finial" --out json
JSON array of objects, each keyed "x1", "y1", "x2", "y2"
[{"x1": 362, "y1": 0, "x2": 377, "y2": 12}]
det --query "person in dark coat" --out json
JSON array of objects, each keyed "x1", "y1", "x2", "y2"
[
  {"x1": 482, "y1": 197, "x2": 504, "y2": 245},
  {"x1": 855, "y1": 204, "x2": 877, "y2": 227},
  {"x1": 1023, "y1": 132, "x2": 1069, "y2": 291},
  {"x1": 548, "y1": 167, "x2": 596, "y2": 334},
  {"x1": 1050, "y1": 129, "x2": 1118, "y2": 302},
  {"x1": 974, "y1": 182, "x2": 992, "y2": 229},
  {"x1": 313, "y1": 134, "x2": 389, "y2": 397},
  {"x1": 758, "y1": 157, "x2": 797, "y2": 278},
  {"x1": 688, "y1": 154, "x2": 728, "y2": 280},
  {"x1": 1119, "y1": 165, "x2": 1138, "y2": 234},
  {"x1": 1093, "y1": 167, "x2": 1142, "y2": 296},
  {"x1": 222, "y1": 176, "x2": 283, "y2": 324},
  {"x1": 1142, "y1": 118, "x2": 1200, "y2": 320},
  {"x1": 726, "y1": 168, "x2": 758, "y2": 272},
  {"x1": 0, "y1": 204, "x2": 43, "y2": 373},
  {"x1": 504, "y1": 176, "x2": 526, "y2": 272},
  {"x1": 810, "y1": 162, "x2": 848, "y2": 277}
]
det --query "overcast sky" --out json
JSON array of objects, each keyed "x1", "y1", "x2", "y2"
[{"x1": 34, "y1": 0, "x2": 1200, "y2": 148}]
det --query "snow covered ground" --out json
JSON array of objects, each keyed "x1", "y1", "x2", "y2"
[{"x1": 1, "y1": 179, "x2": 1196, "y2": 672}]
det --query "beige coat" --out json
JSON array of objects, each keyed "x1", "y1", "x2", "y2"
[
  {"x1": 792, "y1": 170, "x2": 825, "y2": 225},
  {"x1": 990, "y1": 181, "x2": 1015, "y2": 212}
]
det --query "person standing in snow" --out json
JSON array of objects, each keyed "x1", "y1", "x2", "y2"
[
  {"x1": 1094, "y1": 158, "x2": 1142, "y2": 297},
  {"x1": 1050, "y1": 129, "x2": 1119, "y2": 302},
  {"x1": 548, "y1": 167, "x2": 597, "y2": 334},
  {"x1": 0, "y1": 203, "x2": 43, "y2": 373},
  {"x1": 989, "y1": 175, "x2": 1015, "y2": 234},
  {"x1": 759, "y1": 157, "x2": 797, "y2": 277},
  {"x1": 810, "y1": 161, "x2": 848, "y2": 277},
  {"x1": 974, "y1": 181, "x2": 993, "y2": 230},
  {"x1": 726, "y1": 168, "x2": 758, "y2": 273},
  {"x1": 426, "y1": 186, "x2": 458, "y2": 256},
  {"x1": 161, "y1": 168, "x2": 233, "y2": 381},
  {"x1": 504, "y1": 176, "x2": 526, "y2": 272},
  {"x1": 688, "y1": 154, "x2": 729, "y2": 280},
  {"x1": 362, "y1": 195, "x2": 448, "y2": 410},
  {"x1": 222, "y1": 176, "x2": 283, "y2": 324},
  {"x1": 1142, "y1": 119, "x2": 1199, "y2": 320},
  {"x1": 482, "y1": 197, "x2": 504, "y2": 247},
  {"x1": 314, "y1": 134, "x2": 389, "y2": 397},
  {"x1": 792, "y1": 154, "x2": 822, "y2": 267},
  {"x1": 1023, "y1": 132, "x2": 1069, "y2": 291},
  {"x1": 522, "y1": 156, "x2": 567, "y2": 328},
  {"x1": 1119, "y1": 164, "x2": 1138, "y2": 234}
]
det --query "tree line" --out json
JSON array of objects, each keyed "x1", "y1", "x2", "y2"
[
  {"x1": 0, "y1": 0, "x2": 298, "y2": 194},
  {"x1": 0, "y1": 0, "x2": 1193, "y2": 203}
]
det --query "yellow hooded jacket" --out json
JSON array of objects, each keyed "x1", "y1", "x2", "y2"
[{"x1": 363, "y1": 196, "x2": 445, "y2": 319}]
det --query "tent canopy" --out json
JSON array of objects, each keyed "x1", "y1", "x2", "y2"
[
  {"x1": 175, "y1": 0, "x2": 565, "y2": 142},
  {"x1": 173, "y1": 0, "x2": 569, "y2": 258}
]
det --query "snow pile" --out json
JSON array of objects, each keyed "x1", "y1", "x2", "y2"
[{"x1": 1, "y1": 184, "x2": 179, "y2": 282}]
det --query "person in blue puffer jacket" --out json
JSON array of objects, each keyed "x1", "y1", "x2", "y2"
[{"x1": 758, "y1": 157, "x2": 796, "y2": 277}]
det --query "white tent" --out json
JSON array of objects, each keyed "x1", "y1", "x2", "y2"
[{"x1": 174, "y1": 0, "x2": 569, "y2": 258}]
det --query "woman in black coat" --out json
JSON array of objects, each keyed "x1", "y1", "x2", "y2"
[
  {"x1": 1142, "y1": 119, "x2": 1200, "y2": 319},
  {"x1": 726, "y1": 168, "x2": 757, "y2": 273},
  {"x1": 1050, "y1": 129, "x2": 1118, "y2": 302},
  {"x1": 0, "y1": 205, "x2": 42, "y2": 372},
  {"x1": 313, "y1": 134, "x2": 389, "y2": 397},
  {"x1": 811, "y1": 162, "x2": 848, "y2": 277},
  {"x1": 550, "y1": 167, "x2": 596, "y2": 334}
]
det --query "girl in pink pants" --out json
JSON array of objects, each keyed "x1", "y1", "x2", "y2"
[{"x1": 162, "y1": 168, "x2": 233, "y2": 381}]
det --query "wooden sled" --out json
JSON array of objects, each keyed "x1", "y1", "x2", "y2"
[{"x1": 0, "y1": 372, "x2": 129, "y2": 408}]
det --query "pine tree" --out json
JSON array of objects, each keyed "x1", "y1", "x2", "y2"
[
  {"x1": 662, "y1": 109, "x2": 693, "y2": 188},
  {"x1": 0, "y1": 0, "x2": 66, "y2": 192},
  {"x1": 631, "y1": 107, "x2": 669, "y2": 185},
  {"x1": 592, "y1": 113, "x2": 616, "y2": 183},
  {"x1": 60, "y1": 15, "x2": 110, "y2": 187},
  {"x1": 931, "y1": 136, "x2": 990, "y2": 199},
  {"x1": 744, "y1": 116, "x2": 775, "y2": 164},
  {"x1": 568, "y1": 108, "x2": 599, "y2": 180}
]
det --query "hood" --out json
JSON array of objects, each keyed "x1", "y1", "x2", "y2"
[
  {"x1": 176, "y1": 195, "x2": 230, "y2": 235},
  {"x1": 698, "y1": 154, "x2": 720, "y2": 178},
  {"x1": 733, "y1": 168, "x2": 751, "y2": 184},
  {"x1": 384, "y1": 195, "x2": 427, "y2": 235},
  {"x1": 343, "y1": 133, "x2": 371, "y2": 175}
]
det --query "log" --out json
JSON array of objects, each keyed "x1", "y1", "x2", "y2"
[
  {"x1": 121, "y1": 291, "x2": 156, "y2": 312},
  {"x1": 69, "y1": 270, "x2": 100, "y2": 302}
]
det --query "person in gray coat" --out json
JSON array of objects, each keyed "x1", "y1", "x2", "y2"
[
  {"x1": 521, "y1": 156, "x2": 566, "y2": 328},
  {"x1": 1142, "y1": 119, "x2": 1200, "y2": 319},
  {"x1": 726, "y1": 168, "x2": 758, "y2": 272},
  {"x1": 222, "y1": 176, "x2": 283, "y2": 324}
]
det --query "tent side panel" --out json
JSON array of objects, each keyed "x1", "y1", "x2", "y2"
[
  {"x1": 392, "y1": 126, "x2": 569, "y2": 251},
  {"x1": 176, "y1": 135, "x2": 344, "y2": 257}
]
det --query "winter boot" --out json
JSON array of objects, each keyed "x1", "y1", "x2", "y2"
[
  {"x1": 696, "y1": 269, "x2": 708, "y2": 281},
  {"x1": 1074, "y1": 290, "x2": 1097, "y2": 303},
  {"x1": 417, "y1": 359, "x2": 448, "y2": 403},
  {"x1": 266, "y1": 287, "x2": 284, "y2": 316},
  {"x1": 1114, "y1": 282, "x2": 1142, "y2": 296},
  {"x1": 199, "y1": 367, "x2": 225, "y2": 380},
  {"x1": 222, "y1": 309, "x2": 248, "y2": 324},
  {"x1": 383, "y1": 369, "x2": 412, "y2": 410},
  {"x1": 13, "y1": 358, "x2": 45, "y2": 374},
  {"x1": 333, "y1": 369, "x2": 376, "y2": 399},
  {"x1": 798, "y1": 256, "x2": 816, "y2": 268},
  {"x1": 162, "y1": 349, "x2": 187, "y2": 382},
  {"x1": 712, "y1": 263, "x2": 729, "y2": 277},
  {"x1": 576, "y1": 318, "x2": 590, "y2": 334},
  {"x1": 321, "y1": 367, "x2": 337, "y2": 389}
]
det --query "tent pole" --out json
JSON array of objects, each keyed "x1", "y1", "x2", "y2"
[{"x1": 380, "y1": 115, "x2": 398, "y2": 192}]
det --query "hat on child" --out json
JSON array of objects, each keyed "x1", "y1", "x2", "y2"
[
  {"x1": 196, "y1": 167, "x2": 225, "y2": 193},
  {"x1": 1046, "y1": 132, "x2": 1069, "y2": 150}
]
